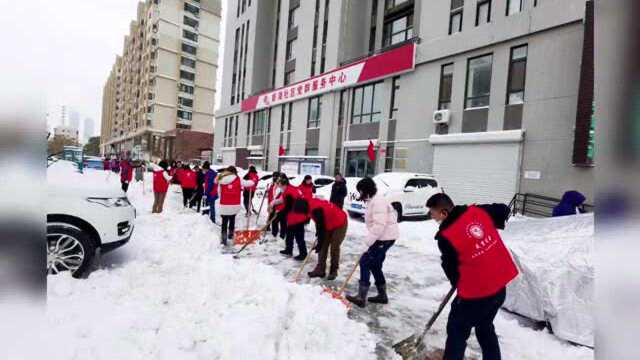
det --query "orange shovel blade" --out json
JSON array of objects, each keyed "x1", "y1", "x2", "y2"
[
  {"x1": 233, "y1": 230, "x2": 263, "y2": 245},
  {"x1": 321, "y1": 287, "x2": 352, "y2": 309}
]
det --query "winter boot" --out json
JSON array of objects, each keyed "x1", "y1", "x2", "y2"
[
  {"x1": 346, "y1": 284, "x2": 369, "y2": 308},
  {"x1": 368, "y1": 284, "x2": 389, "y2": 304},
  {"x1": 280, "y1": 249, "x2": 293, "y2": 256},
  {"x1": 326, "y1": 270, "x2": 338, "y2": 281},
  {"x1": 293, "y1": 254, "x2": 307, "y2": 261},
  {"x1": 307, "y1": 265, "x2": 326, "y2": 278}
]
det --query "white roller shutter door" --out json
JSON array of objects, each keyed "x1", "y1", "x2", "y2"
[{"x1": 430, "y1": 130, "x2": 524, "y2": 205}]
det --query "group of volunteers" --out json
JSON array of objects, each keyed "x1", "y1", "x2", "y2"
[{"x1": 140, "y1": 157, "x2": 519, "y2": 360}]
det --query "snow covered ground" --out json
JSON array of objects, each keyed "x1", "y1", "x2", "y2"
[{"x1": 46, "y1": 168, "x2": 594, "y2": 360}]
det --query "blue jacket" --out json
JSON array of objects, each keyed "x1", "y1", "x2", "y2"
[
  {"x1": 204, "y1": 169, "x2": 218, "y2": 201},
  {"x1": 552, "y1": 191, "x2": 586, "y2": 217}
]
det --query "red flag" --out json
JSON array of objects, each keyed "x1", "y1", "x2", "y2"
[
  {"x1": 367, "y1": 140, "x2": 376, "y2": 161},
  {"x1": 279, "y1": 145, "x2": 286, "y2": 156}
]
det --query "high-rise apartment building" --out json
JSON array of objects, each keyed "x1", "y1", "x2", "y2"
[
  {"x1": 101, "y1": 0, "x2": 221, "y2": 162},
  {"x1": 214, "y1": 0, "x2": 595, "y2": 204}
]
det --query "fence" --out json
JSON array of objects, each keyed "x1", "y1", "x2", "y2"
[{"x1": 508, "y1": 193, "x2": 594, "y2": 218}]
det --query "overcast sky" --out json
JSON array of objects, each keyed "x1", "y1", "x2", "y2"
[{"x1": 0, "y1": 0, "x2": 227, "y2": 141}]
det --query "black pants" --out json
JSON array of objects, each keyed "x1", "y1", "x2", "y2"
[
  {"x1": 221, "y1": 215, "x2": 236, "y2": 243},
  {"x1": 182, "y1": 188, "x2": 194, "y2": 207},
  {"x1": 359, "y1": 240, "x2": 395, "y2": 287},
  {"x1": 190, "y1": 190, "x2": 203, "y2": 211},
  {"x1": 121, "y1": 181, "x2": 129, "y2": 193},
  {"x1": 444, "y1": 288, "x2": 506, "y2": 360},
  {"x1": 284, "y1": 223, "x2": 306, "y2": 256},
  {"x1": 243, "y1": 190, "x2": 254, "y2": 213},
  {"x1": 271, "y1": 211, "x2": 287, "y2": 239}
]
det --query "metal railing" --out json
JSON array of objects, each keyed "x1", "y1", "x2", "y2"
[{"x1": 508, "y1": 193, "x2": 594, "y2": 218}]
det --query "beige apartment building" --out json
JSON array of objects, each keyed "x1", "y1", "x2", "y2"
[{"x1": 101, "y1": 0, "x2": 221, "y2": 162}]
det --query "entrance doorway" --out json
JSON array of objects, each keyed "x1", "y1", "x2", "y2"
[{"x1": 346, "y1": 150, "x2": 376, "y2": 177}]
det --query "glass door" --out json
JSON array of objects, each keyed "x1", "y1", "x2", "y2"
[{"x1": 346, "y1": 150, "x2": 376, "y2": 178}]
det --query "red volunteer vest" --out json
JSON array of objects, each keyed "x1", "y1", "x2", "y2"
[
  {"x1": 309, "y1": 198, "x2": 347, "y2": 231},
  {"x1": 220, "y1": 176, "x2": 242, "y2": 205},
  {"x1": 244, "y1": 173, "x2": 259, "y2": 192},
  {"x1": 441, "y1": 206, "x2": 518, "y2": 299},
  {"x1": 153, "y1": 170, "x2": 169, "y2": 193},
  {"x1": 180, "y1": 170, "x2": 197, "y2": 189},
  {"x1": 284, "y1": 186, "x2": 308, "y2": 225},
  {"x1": 300, "y1": 183, "x2": 314, "y2": 200}
]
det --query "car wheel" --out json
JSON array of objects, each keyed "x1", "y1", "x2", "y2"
[
  {"x1": 392, "y1": 203, "x2": 403, "y2": 222},
  {"x1": 47, "y1": 224, "x2": 96, "y2": 278}
]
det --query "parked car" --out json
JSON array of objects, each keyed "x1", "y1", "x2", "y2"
[
  {"x1": 345, "y1": 172, "x2": 440, "y2": 221},
  {"x1": 83, "y1": 156, "x2": 104, "y2": 170},
  {"x1": 47, "y1": 161, "x2": 136, "y2": 277}
]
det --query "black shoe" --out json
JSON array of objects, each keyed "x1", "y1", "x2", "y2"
[
  {"x1": 293, "y1": 254, "x2": 307, "y2": 261},
  {"x1": 346, "y1": 284, "x2": 369, "y2": 308},
  {"x1": 228, "y1": 232, "x2": 234, "y2": 240},
  {"x1": 368, "y1": 284, "x2": 389, "y2": 304},
  {"x1": 280, "y1": 250, "x2": 293, "y2": 256},
  {"x1": 326, "y1": 272, "x2": 337, "y2": 281},
  {"x1": 308, "y1": 267, "x2": 326, "y2": 278}
]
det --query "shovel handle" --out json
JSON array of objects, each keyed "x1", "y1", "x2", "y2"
[
  {"x1": 293, "y1": 237, "x2": 319, "y2": 282},
  {"x1": 337, "y1": 253, "x2": 364, "y2": 294},
  {"x1": 417, "y1": 287, "x2": 456, "y2": 344}
]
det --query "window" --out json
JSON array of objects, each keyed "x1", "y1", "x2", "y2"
[
  {"x1": 288, "y1": 7, "x2": 297, "y2": 29},
  {"x1": 383, "y1": 13, "x2": 413, "y2": 46},
  {"x1": 184, "y1": 3, "x2": 199, "y2": 16},
  {"x1": 180, "y1": 70, "x2": 195, "y2": 81},
  {"x1": 286, "y1": 39, "x2": 296, "y2": 61},
  {"x1": 311, "y1": 0, "x2": 320, "y2": 76},
  {"x1": 181, "y1": 56, "x2": 196, "y2": 68},
  {"x1": 179, "y1": 83, "x2": 195, "y2": 94},
  {"x1": 320, "y1": 0, "x2": 329, "y2": 73},
  {"x1": 476, "y1": 0, "x2": 491, "y2": 26},
  {"x1": 279, "y1": 104, "x2": 292, "y2": 151},
  {"x1": 406, "y1": 178, "x2": 438, "y2": 189},
  {"x1": 507, "y1": 0, "x2": 529, "y2": 15},
  {"x1": 183, "y1": 29, "x2": 198, "y2": 42},
  {"x1": 284, "y1": 70, "x2": 295, "y2": 85},
  {"x1": 241, "y1": 20, "x2": 250, "y2": 100},
  {"x1": 177, "y1": 110, "x2": 192, "y2": 120},
  {"x1": 252, "y1": 109, "x2": 268, "y2": 135},
  {"x1": 369, "y1": 0, "x2": 378, "y2": 52},
  {"x1": 385, "y1": 0, "x2": 410, "y2": 10},
  {"x1": 449, "y1": 0, "x2": 463, "y2": 34},
  {"x1": 183, "y1": 16, "x2": 199, "y2": 28},
  {"x1": 506, "y1": 45, "x2": 527, "y2": 104},
  {"x1": 390, "y1": 76, "x2": 400, "y2": 118},
  {"x1": 231, "y1": 27, "x2": 240, "y2": 104},
  {"x1": 465, "y1": 54, "x2": 492, "y2": 108},
  {"x1": 351, "y1": 82, "x2": 383, "y2": 124},
  {"x1": 438, "y1": 63, "x2": 454, "y2": 110},
  {"x1": 178, "y1": 97, "x2": 193, "y2": 108},
  {"x1": 182, "y1": 43, "x2": 197, "y2": 55},
  {"x1": 307, "y1": 96, "x2": 322, "y2": 128},
  {"x1": 271, "y1": 0, "x2": 281, "y2": 88}
]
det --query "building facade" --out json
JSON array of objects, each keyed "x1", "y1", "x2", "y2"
[
  {"x1": 214, "y1": 0, "x2": 594, "y2": 204},
  {"x1": 101, "y1": 0, "x2": 221, "y2": 162},
  {"x1": 53, "y1": 125, "x2": 79, "y2": 142}
]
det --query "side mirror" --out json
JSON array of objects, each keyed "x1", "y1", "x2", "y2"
[{"x1": 404, "y1": 186, "x2": 417, "y2": 193}]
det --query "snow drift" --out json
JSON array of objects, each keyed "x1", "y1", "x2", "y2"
[
  {"x1": 502, "y1": 214, "x2": 594, "y2": 347},
  {"x1": 46, "y1": 170, "x2": 377, "y2": 360}
]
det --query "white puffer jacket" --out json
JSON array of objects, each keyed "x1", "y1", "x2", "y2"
[{"x1": 364, "y1": 193, "x2": 399, "y2": 247}]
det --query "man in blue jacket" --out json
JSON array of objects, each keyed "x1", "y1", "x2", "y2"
[
  {"x1": 202, "y1": 162, "x2": 218, "y2": 224},
  {"x1": 552, "y1": 190, "x2": 586, "y2": 217}
]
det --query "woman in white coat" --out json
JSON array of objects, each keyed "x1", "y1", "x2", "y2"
[
  {"x1": 346, "y1": 177, "x2": 399, "y2": 308},
  {"x1": 217, "y1": 166, "x2": 255, "y2": 245}
]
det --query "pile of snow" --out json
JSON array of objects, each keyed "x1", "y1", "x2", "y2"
[
  {"x1": 46, "y1": 175, "x2": 377, "y2": 360},
  {"x1": 502, "y1": 214, "x2": 594, "y2": 347}
]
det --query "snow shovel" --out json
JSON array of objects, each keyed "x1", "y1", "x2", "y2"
[
  {"x1": 321, "y1": 253, "x2": 363, "y2": 309},
  {"x1": 392, "y1": 286, "x2": 456, "y2": 360},
  {"x1": 232, "y1": 211, "x2": 278, "y2": 258},
  {"x1": 292, "y1": 236, "x2": 319, "y2": 283}
]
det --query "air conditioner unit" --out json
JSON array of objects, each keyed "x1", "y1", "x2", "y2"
[{"x1": 433, "y1": 109, "x2": 450, "y2": 124}]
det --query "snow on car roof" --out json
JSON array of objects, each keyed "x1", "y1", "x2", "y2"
[{"x1": 373, "y1": 172, "x2": 435, "y2": 189}]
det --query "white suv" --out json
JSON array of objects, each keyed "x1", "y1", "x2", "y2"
[
  {"x1": 47, "y1": 162, "x2": 136, "y2": 277},
  {"x1": 345, "y1": 172, "x2": 440, "y2": 221}
]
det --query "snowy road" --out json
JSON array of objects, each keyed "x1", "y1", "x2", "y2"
[{"x1": 47, "y1": 170, "x2": 594, "y2": 360}]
